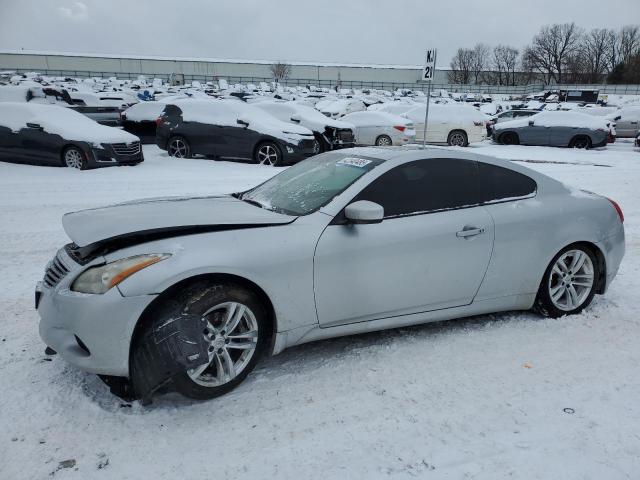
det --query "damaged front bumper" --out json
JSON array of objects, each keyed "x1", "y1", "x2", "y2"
[{"x1": 36, "y1": 249, "x2": 157, "y2": 377}]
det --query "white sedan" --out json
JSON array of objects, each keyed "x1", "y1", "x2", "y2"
[
  {"x1": 340, "y1": 111, "x2": 416, "y2": 146},
  {"x1": 403, "y1": 104, "x2": 487, "y2": 146}
]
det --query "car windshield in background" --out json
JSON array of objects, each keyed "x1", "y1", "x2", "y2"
[{"x1": 241, "y1": 152, "x2": 383, "y2": 215}]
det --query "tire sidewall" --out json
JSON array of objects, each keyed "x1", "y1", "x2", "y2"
[
  {"x1": 132, "y1": 281, "x2": 268, "y2": 400},
  {"x1": 535, "y1": 245, "x2": 599, "y2": 318}
]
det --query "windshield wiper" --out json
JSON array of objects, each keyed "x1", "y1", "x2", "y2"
[{"x1": 242, "y1": 198, "x2": 266, "y2": 209}]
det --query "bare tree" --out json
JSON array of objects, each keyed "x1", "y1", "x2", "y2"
[
  {"x1": 470, "y1": 43, "x2": 490, "y2": 84},
  {"x1": 270, "y1": 62, "x2": 291, "y2": 82},
  {"x1": 448, "y1": 48, "x2": 474, "y2": 84},
  {"x1": 523, "y1": 23, "x2": 583, "y2": 83},
  {"x1": 619, "y1": 25, "x2": 640, "y2": 64},
  {"x1": 492, "y1": 45, "x2": 519, "y2": 85},
  {"x1": 581, "y1": 28, "x2": 615, "y2": 83}
]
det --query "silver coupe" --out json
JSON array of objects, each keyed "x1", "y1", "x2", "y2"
[{"x1": 36, "y1": 147, "x2": 625, "y2": 401}]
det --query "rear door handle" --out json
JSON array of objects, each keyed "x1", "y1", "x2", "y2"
[{"x1": 456, "y1": 227, "x2": 485, "y2": 238}]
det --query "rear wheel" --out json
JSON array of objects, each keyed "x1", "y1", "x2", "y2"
[
  {"x1": 534, "y1": 245, "x2": 599, "y2": 318},
  {"x1": 255, "y1": 142, "x2": 282, "y2": 166},
  {"x1": 500, "y1": 132, "x2": 519, "y2": 145},
  {"x1": 447, "y1": 130, "x2": 468, "y2": 147},
  {"x1": 62, "y1": 146, "x2": 87, "y2": 170},
  {"x1": 570, "y1": 136, "x2": 591, "y2": 149},
  {"x1": 167, "y1": 136, "x2": 191, "y2": 158},
  {"x1": 131, "y1": 281, "x2": 268, "y2": 401},
  {"x1": 375, "y1": 135, "x2": 392, "y2": 146}
]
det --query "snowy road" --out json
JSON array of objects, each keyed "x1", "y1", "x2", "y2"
[{"x1": 0, "y1": 142, "x2": 639, "y2": 479}]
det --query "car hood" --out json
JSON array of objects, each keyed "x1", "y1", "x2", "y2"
[{"x1": 62, "y1": 195, "x2": 295, "y2": 248}]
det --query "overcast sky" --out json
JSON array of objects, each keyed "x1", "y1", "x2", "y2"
[{"x1": 0, "y1": 0, "x2": 638, "y2": 66}]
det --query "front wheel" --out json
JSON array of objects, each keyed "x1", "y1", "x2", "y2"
[
  {"x1": 255, "y1": 142, "x2": 282, "y2": 166},
  {"x1": 534, "y1": 246, "x2": 599, "y2": 318},
  {"x1": 131, "y1": 281, "x2": 268, "y2": 401},
  {"x1": 62, "y1": 146, "x2": 87, "y2": 169}
]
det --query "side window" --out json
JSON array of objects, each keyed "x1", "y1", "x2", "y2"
[
  {"x1": 353, "y1": 158, "x2": 479, "y2": 218},
  {"x1": 477, "y1": 162, "x2": 537, "y2": 203}
]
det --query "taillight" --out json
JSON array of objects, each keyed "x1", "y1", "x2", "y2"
[
  {"x1": 607, "y1": 198, "x2": 624, "y2": 223},
  {"x1": 393, "y1": 125, "x2": 406, "y2": 132},
  {"x1": 155, "y1": 117, "x2": 164, "y2": 126}
]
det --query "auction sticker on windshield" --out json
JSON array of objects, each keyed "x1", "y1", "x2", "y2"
[{"x1": 337, "y1": 157, "x2": 372, "y2": 168}]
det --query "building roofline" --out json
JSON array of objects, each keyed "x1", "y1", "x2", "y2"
[{"x1": 0, "y1": 49, "x2": 427, "y2": 70}]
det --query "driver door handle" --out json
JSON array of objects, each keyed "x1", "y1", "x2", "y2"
[{"x1": 456, "y1": 227, "x2": 485, "y2": 238}]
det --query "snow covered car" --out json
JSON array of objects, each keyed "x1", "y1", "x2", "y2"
[
  {"x1": 254, "y1": 101, "x2": 355, "y2": 152},
  {"x1": 36, "y1": 147, "x2": 625, "y2": 402},
  {"x1": 493, "y1": 111, "x2": 610, "y2": 148},
  {"x1": 318, "y1": 98, "x2": 366, "y2": 118},
  {"x1": 0, "y1": 102, "x2": 143, "y2": 169},
  {"x1": 614, "y1": 106, "x2": 640, "y2": 138},
  {"x1": 486, "y1": 110, "x2": 539, "y2": 136},
  {"x1": 403, "y1": 104, "x2": 487, "y2": 146},
  {"x1": 120, "y1": 101, "x2": 168, "y2": 142},
  {"x1": 156, "y1": 99, "x2": 317, "y2": 166},
  {"x1": 341, "y1": 111, "x2": 415, "y2": 146}
]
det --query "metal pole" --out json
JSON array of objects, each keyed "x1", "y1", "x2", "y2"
[{"x1": 422, "y1": 49, "x2": 437, "y2": 148}]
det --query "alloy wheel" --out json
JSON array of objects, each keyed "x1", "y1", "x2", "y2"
[
  {"x1": 257, "y1": 145, "x2": 278, "y2": 165},
  {"x1": 169, "y1": 139, "x2": 188, "y2": 158},
  {"x1": 187, "y1": 302, "x2": 259, "y2": 387},
  {"x1": 572, "y1": 138, "x2": 589, "y2": 149},
  {"x1": 376, "y1": 136, "x2": 392, "y2": 146},
  {"x1": 449, "y1": 132, "x2": 467, "y2": 146},
  {"x1": 547, "y1": 249, "x2": 595, "y2": 311},
  {"x1": 64, "y1": 149, "x2": 84, "y2": 169}
]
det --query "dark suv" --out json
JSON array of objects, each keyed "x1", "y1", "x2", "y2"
[{"x1": 156, "y1": 99, "x2": 317, "y2": 166}]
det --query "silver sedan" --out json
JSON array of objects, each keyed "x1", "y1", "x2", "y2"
[{"x1": 36, "y1": 147, "x2": 625, "y2": 402}]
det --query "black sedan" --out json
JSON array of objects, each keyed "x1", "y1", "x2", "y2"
[
  {"x1": 0, "y1": 102, "x2": 143, "y2": 169},
  {"x1": 156, "y1": 99, "x2": 317, "y2": 166}
]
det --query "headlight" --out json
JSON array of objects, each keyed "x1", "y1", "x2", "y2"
[
  {"x1": 71, "y1": 254, "x2": 171, "y2": 294},
  {"x1": 285, "y1": 145, "x2": 294, "y2": 153}
]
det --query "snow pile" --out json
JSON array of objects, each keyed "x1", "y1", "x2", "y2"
[{"x1": 0, "y1": 102, "x2": 138, "y2": 144}]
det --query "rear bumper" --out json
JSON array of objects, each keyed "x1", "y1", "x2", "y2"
[{"x1": 597, "y1": 224, "x2": 625, "y2": 293}]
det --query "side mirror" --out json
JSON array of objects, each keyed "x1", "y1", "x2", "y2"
[
  {"x1": 26, "y1": 122, "x2": 43, "y2": 131},
  {"x1": 237, "y1": 119, "x2": 249, "y2": 128},
  {"x1": 528, "y1": 120, "x2": 535, "y2": 126},
  {"x1": 344, "y1": 200, "x2": 384, "y2": 224},
  {"x1": 290, "y1": 114, "x2": 301, "y2": 123}
]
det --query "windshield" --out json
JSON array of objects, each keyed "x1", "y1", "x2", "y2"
[{"x1": 241, "y1": 152, "x2": 383, "y2": 215}]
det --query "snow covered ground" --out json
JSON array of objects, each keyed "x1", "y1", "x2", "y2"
[{"x1": 0, "y1": 142, "x2": 639, "y2": 479}]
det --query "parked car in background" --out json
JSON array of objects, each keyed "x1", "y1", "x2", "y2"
[
  {"x1": 614, "y1": 106, "x2": 640, "y2": 138},
  {"x1": 341, "y1": 111, "x2": 415, "y2": 146},
  {"x1": 156, "y1": 99, "x2": 316, "y2": 165},
  {"x1": 0, "y1": 102, "x2": 143, "y2": 169},
  {"x1": 319, "y1": 99, "x2": 366, "y2": 118},
  {"x1": 403, "y1": 104, "x2": 486, "y2": 146},
  {"x1": 36, "y1": 148, "x2": 625, "y2": 401},
  {"x1": 0, "y1": 85, "x2": 123, "y2": 126},
  {"x1": 255, "y1": 101, "x2": 355, "y2": 152},
  {"x1": 121, "y1": 101, "x2": 168, "y2": 143},
  {"x1": 493, "y1": 111, "x2": 609, "y2": 148},
  {"x1": 636, "y1": 132, "x2": 640, "y2": 148},
  {"x1": 486, "y1": 110, "x2": 539, "y2": 136}
]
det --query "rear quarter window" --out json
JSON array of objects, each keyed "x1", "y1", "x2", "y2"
[{"x1": 477, "y1": 162, "x2": 537, "y2": 203}]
